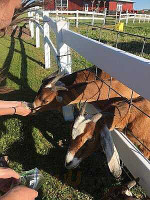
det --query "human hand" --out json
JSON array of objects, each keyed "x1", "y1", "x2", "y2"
[
  {"x1": 0, "y1": 186, "x2": 38, "y2": 200},
  {"x1": 0, "y1": 168, "x2": 20, "y2": 193},
  {"x1": 0, "y1": 168, "x2": 20, "y2": 180},
  {"x1": 15, "y1": 106, "x2": 32, "y2": 116}
]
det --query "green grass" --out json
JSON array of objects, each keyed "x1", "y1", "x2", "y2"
[{"x1": 0, "y1": 21, "x2": 149, "y2": 199}]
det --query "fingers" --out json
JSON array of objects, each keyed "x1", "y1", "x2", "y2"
[
  {"x1": 0, "y1": 168, "x2": 20, "y2": 179},
  {"x1": 1, "y1": 186, "x2": 38, "y2": 200},
  {"x1": 15, "y1": 106, "x2": 32, "y2": 116}
]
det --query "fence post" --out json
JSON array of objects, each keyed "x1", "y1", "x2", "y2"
[
  {"x1": 92, "y1": 12, "x2": 95, "y2": 26},
  {"x1": 103, "y1": 8, "x2": 107, "y2": 25},
  {"x1": 35, "y1": 7, "x2": 40, "y2": 48},
  {"x1": 43, "y1": 11, "x2": 50, "y2": 69},
  {"x1": 28, "y1": 10, "x2": 31, "y2": 32},
  {"x1": 126, "y1": 10, "x2": 128, "y2": 25},
  {"x1": 139, "y1": 14, "x2": 141, "y2": 23},
  {"x1": 119, "y1": 11, "x2": 121, "y2": 22},
  {"x1": 56, "y1": 20, "x2": 72, "y2": 74},
  {"x1": 30, "y1": 11, "x2": 34, "y2": 38},
  {"x1": 133, "y1": 13, "x2": 136, "y2": 23},
  {"x1": 115, "y1": 10, "x2": 118, "y2": 24},
  {"x1": 144, "y1": 14, "x2": 146, "y2": 22},
  {"x1": 56, "y1": 9, "x2": 59, "y2": 19},
  {"x1": 76, "y1": 10, "x2": 79, "y2": 28}
]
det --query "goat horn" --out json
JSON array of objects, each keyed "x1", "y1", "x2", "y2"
[
  {"x1": 80, "y1": 102, "x2": 87, "y2": 116},
  {"x1": 91, "y1": 113, "x2": 103, "y2": 123},
  {"x1": 54, "y1": 85, "x2": 68, "y2": 91},
  {"x1": 42, "y1": 70, "x2": 59, "y2": 83},
  {"x1": 50, "y1": 71, "x2": 66, "y2": 85}
]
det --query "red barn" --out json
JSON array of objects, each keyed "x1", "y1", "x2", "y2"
[{"x1": 44, "y1": 0, "x2": 134, "y2": 12}]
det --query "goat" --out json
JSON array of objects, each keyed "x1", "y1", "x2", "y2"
[
  {"x1": 33, "y1": 66, "x2": 139, "y2": 113},
  {"x1": 65, "y1": 97, "x2": 150, "y2": 177}
]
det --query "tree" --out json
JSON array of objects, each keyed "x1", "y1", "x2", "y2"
[{"x1": 91, "y1": 0, "x2": 95, "y2": 12}]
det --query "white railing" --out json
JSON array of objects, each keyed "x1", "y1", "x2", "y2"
[
  {"x1": 119, "y1": 11, "x2": 150, "y2": 24},
  {"x1": 31, "y1": 8, "x2": 72, "y2": 73},
  {"x1": 28, "y1": 8, "x2": 150, "y2": 197},
  {"x1": 49, "y1": 10, "x2": 107, "y2": 27}
]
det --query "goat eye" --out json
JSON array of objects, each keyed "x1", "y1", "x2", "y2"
[
  {"x1": 42, "y1": 99, "x2": 49, "y2": 104},
  {"x1": 88, "y1": 137, "x2": 95, "y2": 142}
]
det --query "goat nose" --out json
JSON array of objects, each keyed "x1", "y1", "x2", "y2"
[{"x1": 65, "y1": 161, "x2": 72, "y2": 168}]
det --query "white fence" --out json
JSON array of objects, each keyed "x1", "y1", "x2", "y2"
[
  {"x1": 48, "y1": 10, "x2": 107, "y2": 27},
  {"x1": 119, "y1": 11, "x2": 150, "y2": 24},
  {"x1": 28, "y1": 8, "x2": 150, "y2": 197}
]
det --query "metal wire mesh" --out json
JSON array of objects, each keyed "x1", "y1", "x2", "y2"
[{"x1": 71, "y1": 22, "x2": 150, "y2": 157}]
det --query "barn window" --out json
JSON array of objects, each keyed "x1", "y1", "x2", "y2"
[
  {"x1": 117, "y1": 3, "x2": 122, "y2": 12},
  {"x1": 55, "y1": 0, "x2": 68, "y2": 9}
]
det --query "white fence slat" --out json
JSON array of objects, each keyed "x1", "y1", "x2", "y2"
[
  {"x1": 92, "y1": 12, "x2": 95, "y2": 26},
  {"x1": 47, "y1": 10, "x2": 105, "y2": 26},
  {"x1": 30, "y1": 11, "x2": 34, "y2": 38},
  {"x1": 43, "y1": 11, "x2": 50, "y2": 69},
  {"x1": 28, "y1": 11, "x2": 31, "y2": 31},
  {"x1": 35, "y1": 20, "x2": 58, "y2": 64},
  {"x1": 119, "y1": 13, "x2": 150, "y2": 24},
  {"x1": 112, "y1": 130, "x2": 150, "y2": 197},
  {"x1": 76, "y1": 10, "x2": 79, "y2": 28},
  {"x1": 35, "y1": 8, "x2": 40, "y2": 48},
  {"x1": 56, "y1": 20, "x2": 72, "y2": 74},
  {"x1": 62, "y1": 29, "x2": 150, "y2": 101}
]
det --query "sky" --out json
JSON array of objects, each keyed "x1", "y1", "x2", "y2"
[{"x1": 134, "y1": 0, "x2": 150, "y2": 10}]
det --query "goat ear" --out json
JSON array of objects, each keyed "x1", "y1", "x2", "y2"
[
  {"x1": 100, "y1": 126, "x2": 122, "y2": 178},
  {"x1": 50, "y1": 71, "x2": 66, "y2": 85},
  {"x1": 91, "y1": 113, "x2": 102, "y2": 123},
  {"x1": 56, "y1": 96, "x2": 63, "y2": 102},
  {"x1": 42, "y1": 70, "x2": 59, "y2": 83},
  {"x1": 54, "y1": 85, "x2": 68, "y2": 91}
]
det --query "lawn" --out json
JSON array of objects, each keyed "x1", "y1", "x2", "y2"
[{"x1": 0, "y1": 20, "x2": 149, "y2": 199}]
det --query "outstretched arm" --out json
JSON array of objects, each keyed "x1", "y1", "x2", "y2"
[{"x1": 0, "y1": 101, "x2": 31, "y2": 116}]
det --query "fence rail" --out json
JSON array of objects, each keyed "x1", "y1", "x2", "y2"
[
  {"x1": 38, "y1": 9, "x2": 106, "y2": 27},
  {"x1": 28, "y1": 8, "x2": 150, "y2": 197},
  {"x1": 119, "y1": 11, "x2": 150, "y2": 24}
]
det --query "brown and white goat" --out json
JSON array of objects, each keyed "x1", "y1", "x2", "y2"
[
  {"x1": 65, "y1": 97, "x2": 150, "y2": 176},
  {"x1": 33, "y1": 66, "x2": 139, "y2": 113}
]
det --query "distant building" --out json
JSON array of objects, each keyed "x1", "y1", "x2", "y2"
[{"x1": 44, "y1": 0, "x2": 135, "y2": 12}]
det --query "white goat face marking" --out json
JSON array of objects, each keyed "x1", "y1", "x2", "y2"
[
  {"x1": 72, "y1": 115, "x2": 91, "y2": 140},
  {"x1": 45, "y1": 83, "x2": 52, "y2": 88},
  {"x1": 65, "y1": 152, "x2": 74, "y2": 164},
  {"x1": 72, "y1": 103, "x2": 101, "y2": 140},
  {"x1": 65, "y1": 152, "x2": 82, "y2": 169}
]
